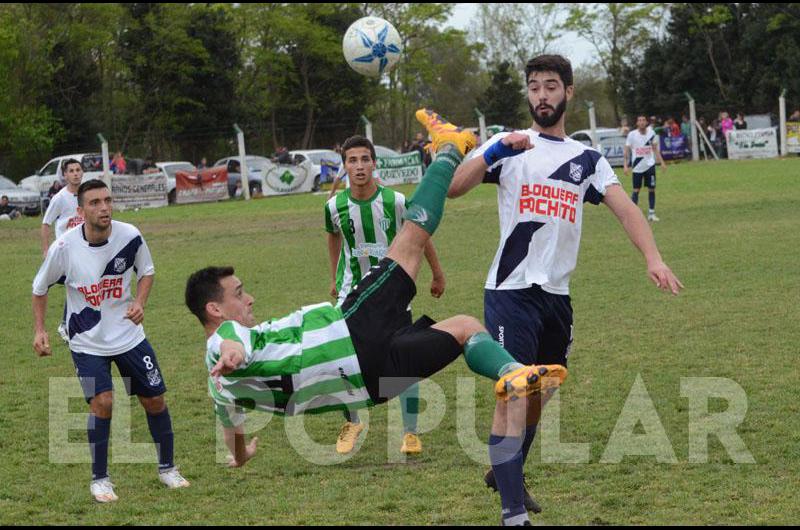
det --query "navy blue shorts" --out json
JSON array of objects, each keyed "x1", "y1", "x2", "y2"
[
  {"x1": 484, "y1": 286, "x2": 573, "y2": 367},
  {"x1": 71, "y1": 339, "x2": 167, "y2": 403},
  {"x1": 633, "y1": 166, "x2": 656, "y2": 189}
]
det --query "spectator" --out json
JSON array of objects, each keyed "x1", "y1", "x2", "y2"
[
  {"x1": 790, "y1": 109, "x2": 800, "y2": 121},
  {"x1": 274, "y1": 146, "x2": 292, "y2": 165},
  {"x1": 720, "y1": 112, "x2": 734, "y2": 137},
  {"x1": 412, "y1": 132, "x2": 430, "y2": 168},
  {"x1": 669, "y1": 118, "x2": 680, "y2": 138},
  {"x1": 48, "y1": 180, "x2": 63, "y2": 199},
  {"x1": 198, "y1": 157, "x2": 208, "y2": 170},
  {"x1": 619, "y1": 117, "x2": 630, "y2": 135},
  {"x1": 401, "y1": 140, "x2": 412, "y2": 153},
  {"x1": 111, "y1": 152, "x2": 127, "y2": 174},
  {"x1": 333, "y1": 142, "x2": 342, "y2": 155},
  {"x1": 733, "y1": 112, "x2": 747, "y2": 130},
  {"x1": 0, "y1": 195, "x2": 21, "y2": 220},
  {"x1": 680, "y1": 115, "x2": 692, "y2": 138}
]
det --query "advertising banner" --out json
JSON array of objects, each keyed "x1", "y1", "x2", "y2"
[
  {"x1": 786, "y1": 122, "x2": 800, "y2": 154},
  {"x1": 176, "y1": 166, "x2": 228, "y2": 204},
  {"x1": 111, "y1": 172, "x2": 168, "y2": 211},
  {"x1": 376, "y1": 152, "x2": 424, "y2": 186},
  {"x1": 727, "y1": 128, "x2": 779, "y2": 160},
  {"x1": 659, "y1": 134, "x2": 690, "y2": 160}
]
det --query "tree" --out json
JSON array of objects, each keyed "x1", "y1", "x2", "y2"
[
  {"x1": 562, "y1": 3, "x2": 665, "y2": 123},
  {"x1": 474, "y1": 4, "x2": 562, "y2": 71},
  {"x1": 237, "y1": 3, "x2": 377, "y2": 150},
  {"x1": 624, "y1": 3, "x2": 800, "y2": 119},
  {"x1": 0, "y1": 4, "x2": 63, "y2": 180},
  {"x1": 477, "y1": 61, "x2": 525, "y2": 129}
]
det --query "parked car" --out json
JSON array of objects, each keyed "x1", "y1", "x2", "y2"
[
  {"x1": 213, "y1": 156, "x2": 270, "y2": 197},
  {"x1": 0, "y1": 175, "x2": 42, "y2": 215},
  {"x1": 289, "y1": 150, "x2": 342, "y2": 190},
  {"x1": 154, "y1": 161, "x2": 197, "y2": 204},
  {"x1": 19, "y1": 153, "x2": 106, "y2": 194},
  {"x1": 569, "y1": 128, "x2": 626, "y2": 167}
]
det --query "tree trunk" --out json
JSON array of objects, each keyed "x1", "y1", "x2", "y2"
[{"x1": 300, "y1": 54, "x2": 314, "y2": 149}]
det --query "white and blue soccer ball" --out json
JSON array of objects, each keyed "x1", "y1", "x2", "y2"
[{"x1": 342, "y1": 16, "x2": 402, "y2": 77}]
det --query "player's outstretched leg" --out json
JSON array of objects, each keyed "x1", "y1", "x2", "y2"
[{"x1": 386, "y1": 110, "x2": 476, "y2": 282}]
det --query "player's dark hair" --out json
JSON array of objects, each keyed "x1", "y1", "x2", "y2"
[
  {"x1": 342, "y1": 135, "x2": 376, "y2": 162},
  {"x1": 525, "y1": 54, "x2": 573, "y2": 88},
  {"x1": 185, "y1": 266, "x2": 236, "y2": 325},
  {"x1": 77, "y1": 179, "x2": 108, "y2": 206},
  {"x1": 1, "y1": 195, "x2": 8, "y2": 201},
  {"x1": 61, "y1": 158, "x2": 82, "y2": 173}
]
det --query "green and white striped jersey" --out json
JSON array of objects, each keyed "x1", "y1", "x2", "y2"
[
  {"x1": 324, "y1": 186, "x2": 406, "y2": 306},
  {"x1": 206, "y1": 302, "x2": 372, "y2": 427}
]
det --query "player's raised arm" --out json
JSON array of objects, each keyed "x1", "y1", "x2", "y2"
[
  {"x1": 449, "y1": 133, "x2": 533, "y2": 198},
  {"x1": 602, "y1": 184, "x2": 683, "y2": 295}
]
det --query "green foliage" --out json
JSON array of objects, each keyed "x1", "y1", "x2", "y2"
[
  {"x1": 624, "y1": 3, "x2": 800, "y2": 118},
  {"x1": 562, "y1": 3, "x2": 664, "y2": 123},
  {"x1": 477, "y1": 62, "x2": 525, "y2": 129}
]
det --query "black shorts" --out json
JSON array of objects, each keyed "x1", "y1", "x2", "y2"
[
  {"x1": 342, "y1": 258, "x2": 463, "y2": 404},
  {"x1": 484, "y1": 285, "x2": 573, "y2": 367},
  {"x1": 633, "y1": 166, "x2": 656, "y2": 189}
]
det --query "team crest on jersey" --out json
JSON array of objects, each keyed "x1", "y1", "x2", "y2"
[
  {"x1": 569, "y1": 162, "x2": 583, "y2": 183},
  {"x1": 380, "y1": 217, "x2": 391, "y2": 232},
  {"x1": 147, "y1": 368, "x2": 162, "y2": 387},
  {"x1": 114, "y1": 258, "x2": 127, "y2": 274}
]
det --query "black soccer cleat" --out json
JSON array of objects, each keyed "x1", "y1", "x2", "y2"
[{"x1": 484, "y1": 468, "x2": 542, "y2": 514}]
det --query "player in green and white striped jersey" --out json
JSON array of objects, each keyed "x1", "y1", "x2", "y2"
[
  {"x1": 325, "y1": 135, "x2": 445, "y2": 455},
  {"x1": 185, "y1": 110, "x2": 568, "y2": 478}
]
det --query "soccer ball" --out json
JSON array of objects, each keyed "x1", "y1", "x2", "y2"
[{"x1": 342, "y1": 16, "x2": 402, "y2": 77}]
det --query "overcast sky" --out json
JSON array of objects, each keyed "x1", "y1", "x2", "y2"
[{"x1": 446, "y1": 3, "x2": 599, "y2": 66}]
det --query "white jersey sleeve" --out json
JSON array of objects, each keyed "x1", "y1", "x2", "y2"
[
  {"x1": 32, "y1": 240, "x2": 67, "y2": 296},
  {"x1": 42, "y1": 194, "x2": 62, "y2": 226},
  {"x1": 134, "y1": 233, "x2": 155, "y2": 278},
  {"x1": 584, "y1": 153, "x2": 620, "y2": 205}
]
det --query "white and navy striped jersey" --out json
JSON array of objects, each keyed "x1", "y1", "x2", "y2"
[
  {"x1": 42, "y1": 187, "x2": 83, "y2": 238},
  {"x1": 472, "y1": 130, "x2": 620, "y2": 295},
  {"x1": 206, "y1": 303, "x2": 372, "y2": 426},
  {"x1": 626, "y1": 129, "x2": 658, "y2": 173},
  {"x1": 32, "y1": 221, "x2": 155, "y2": 356}
]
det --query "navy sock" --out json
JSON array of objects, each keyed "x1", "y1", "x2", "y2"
[
  {"x1": 631, "y1": 191, "x2": 639, "y2": 204},
  {"x1": 521, "y1": 424, "x2": 538, "y2": 464},
  {"x1": 88, "y1": 414, "x2": 111, "y2": 481},
  {"x1": 489, "y1": 434, "x2": 527, "y2": 522},
  {"x1": 146, "y1": 407, "x2": 174, "y2": 471},
  {"x1": 649, "y1": 190, "x2": 656, "y2": 210}
]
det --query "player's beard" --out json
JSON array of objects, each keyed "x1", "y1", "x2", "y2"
[{"x1": 530, "y1": 97, "x2": 567, "y2": 128}]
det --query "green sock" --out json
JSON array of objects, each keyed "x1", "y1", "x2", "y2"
[
  {"x1": 463, "y1": 332, "x2": 524, "y2": 381},
  {"x1": 403, "y1": 145, "x2": 463, "y2": 235},
  {"x1": 399, "y1": 383, "x2": 419, "y2": 434}
]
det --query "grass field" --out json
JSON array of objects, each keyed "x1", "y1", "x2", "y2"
[{"x1": 1, "y1": 157, "x2": 799, "y2": 524}]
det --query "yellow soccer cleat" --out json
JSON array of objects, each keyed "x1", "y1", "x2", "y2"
[
  {"x1": 335, "y1": 421, "x2": 365, "y2": 454},
  {"x1": 400, "y1": 432, "x2": 422, "y2": 455},
  {"x1": 494, "y1": 364, "x2": 568, "y2": 402},
  {"x1": 415, "y1": 108, "x2": 477, "y2": 156}
]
